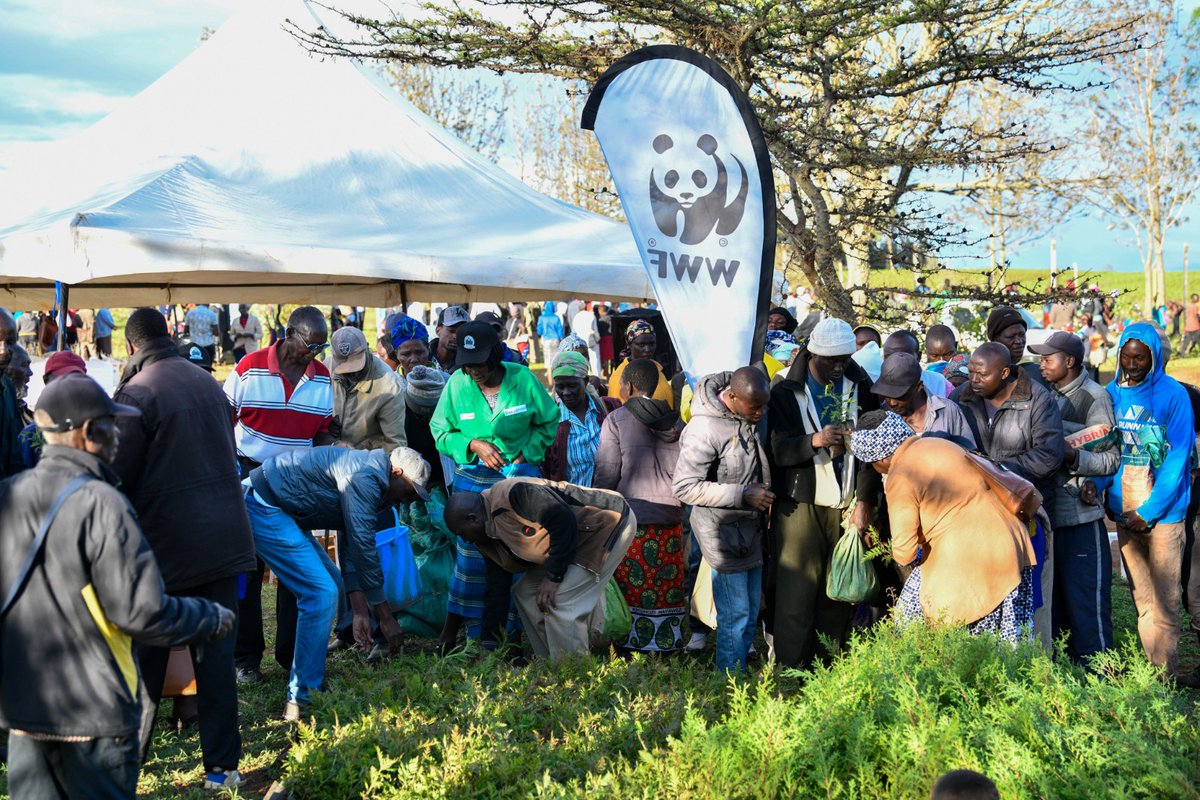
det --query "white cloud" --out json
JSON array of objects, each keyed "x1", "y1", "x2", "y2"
[
  {"x1": 0, "y1": 0, "x2": 242, "y2": 40},
  {"x1": 0, "y1": 74, "x2": 124, "y2": 119}
]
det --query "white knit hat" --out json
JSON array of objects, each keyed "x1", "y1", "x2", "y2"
[{"x1": 806, "y1": 318, "x2": 857, "y2": 357}]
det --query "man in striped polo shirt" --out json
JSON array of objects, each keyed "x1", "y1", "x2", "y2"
[{"x1": 225, "y1": 306, "x2": 335, "y2": 683}]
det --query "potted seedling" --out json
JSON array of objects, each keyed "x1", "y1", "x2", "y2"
[{"x1": 818, "y1": 383, "x2": 860, "y2": 456}]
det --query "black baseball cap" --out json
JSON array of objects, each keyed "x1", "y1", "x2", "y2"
[
  {"x1": 178, "y1": 339, "x2": 214, "y2": 372},
  {"x1": 455, "y1": 321, "x2": 500, "y2": 367},
  {"x1": 35, "y1": 373, "x2": 140, "y2": 433},
  {"x1": 872, "y1": 353, "x2": 923, "y2": 399},
  {"x1": 475, "y1": 311, "x2": 504, "y2": 333},
  {"x1": 1028, "y1": 331, "x2": 1085, "y2": 363}
]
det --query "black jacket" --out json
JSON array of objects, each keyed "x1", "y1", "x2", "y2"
[
  {"x1": 953, "y1": 368, "x2": 1065, "y2": 509},
  {"x1": 112, "y1": 337, "x2": 256, "y2": 592},
  {"x1": 0, "y1": 447, "x2": 222, "y2": 737},
  {"x1": 767, "y1": 347, "x2": 883, "y2": 508}
]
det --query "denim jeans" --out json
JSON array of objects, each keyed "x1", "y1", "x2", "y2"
[
  {"x1": 7, "y1": 732, "x2": 139, "y2": 800},
  {"x1": 710, "y1": 566, "x2": 762, "y2": 674},
  {"x1": 244, "y1": 489, "x2": 343, "y2": 704}
]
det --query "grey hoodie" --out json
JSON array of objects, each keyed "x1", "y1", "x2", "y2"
[{"x1": 672, "y1": 372, "x2": 771, "y2": 572}]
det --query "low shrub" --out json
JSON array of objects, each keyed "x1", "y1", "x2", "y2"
[{"x1": 284, "y1": 626, "x2": 1200, "y2": 799}]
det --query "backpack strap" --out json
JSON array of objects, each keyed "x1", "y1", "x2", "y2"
[{"x1": 0, "y1": 475, "x2": 92, "y2": 620}]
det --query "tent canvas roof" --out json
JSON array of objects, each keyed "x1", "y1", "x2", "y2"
[{"x1": 0, "y1": 0, "x2": 652, "y2": 308}]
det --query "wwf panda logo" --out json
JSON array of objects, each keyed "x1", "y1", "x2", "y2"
[{"x1": 649, "y1": 133, "x2": 749, "y2": 246}]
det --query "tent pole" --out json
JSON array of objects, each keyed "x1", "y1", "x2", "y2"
[{"x1": 399, "y1": 282, "x2": 409, "y2": 310}]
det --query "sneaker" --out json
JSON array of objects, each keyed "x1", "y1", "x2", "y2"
[
  {"x1": 685, "y1": 632, "x2": 707, "y2": 652},
  {"x1": 283, "y1": 701, "x2": 307, "y2": 723},
  {"x1": 203, "y1": 768, "x2": 244, "y2": 790},
  {"x1": 236, "y1": 666, "x2": 262, "y2": 684}
]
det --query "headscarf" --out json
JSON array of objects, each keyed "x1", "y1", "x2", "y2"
[
  {"x1": 765, "y1": 329, "x2": 796, "y2": 349},
  {"x1": 551, "y1": 350, "x2": 590, "y2": 379},
  {"x1": 849, "y1": 411, "x2": 915, "y2": 463},
  {"x1": 625, "y1": 319, "x2": 655, "y2": 345},
  {"x1": 559, "y1": 333, "x2": 588, "y2": 353},
  {"x1": 941, "y1": 353, "x2": 969, "y2": 384},
  {"x1": 390, "y1": 314, "x2": 429, "y2": 350}
]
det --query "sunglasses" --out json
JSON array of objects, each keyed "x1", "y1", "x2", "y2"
[{"x1": 292, "y1": 330, "x2": 330, "y2": 354}]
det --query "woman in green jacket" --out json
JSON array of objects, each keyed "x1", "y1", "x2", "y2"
[{"x1": 430, "y1": 321, "x2": 558, "y2": 651}]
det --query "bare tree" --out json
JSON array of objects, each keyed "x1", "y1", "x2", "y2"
[
  {"x1": 384, "y1": 62, "x2": 512, "y2": 163},
  {"x1": 1080, "y1": 0, "x2": 1199, "y2": 312},
  {"x1": 293, "y1": 0, "x2": 1135, "y2": 321}
]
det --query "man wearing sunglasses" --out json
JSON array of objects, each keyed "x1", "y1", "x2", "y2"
[{"x1": 224, "y1": 305, "x2": 336, "y2": 684}]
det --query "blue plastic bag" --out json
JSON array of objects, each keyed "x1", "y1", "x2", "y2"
[{"x1": 376, "y1": 508, "x2": 422, "y2": 611}]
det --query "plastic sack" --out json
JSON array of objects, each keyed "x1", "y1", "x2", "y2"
[
  {"x1": 826, "y1": 524, "x2": 879, "y2": 604},
  {"x1": 375, "y1": 508, "x2": 422, "y2": 611},
  {"x1": 588, "y1": 578, "x2": 633, "y2": 649},
  {"x1": 395, "y1": 488, "x2": 457, "y2": 638}
]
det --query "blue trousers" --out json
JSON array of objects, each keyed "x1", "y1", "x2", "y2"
[
  {"x1": 1052, "y1": 519, "x2": 1113, "y2": 663},
  {"x1": 711, "y1": 566, "x2": 762, "y2": 674},
  {"x1": 244, "y1": 490, "x2": 343, "y2": 704}
]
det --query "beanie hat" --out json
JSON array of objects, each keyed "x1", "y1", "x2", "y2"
[
  {"x1": 806, "y1": 318, "x2": 857, "y2": 357},
  {"x1": 404, "y1": 365, "x2": 447, "y2": 412},
  {"x1": 986, "y1": 306, "x2": 1027, "y2": 342}
]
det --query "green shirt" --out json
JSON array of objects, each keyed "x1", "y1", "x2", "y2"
[{"x1": 430, "y1": 362, "x2": 560, "y2": 466}]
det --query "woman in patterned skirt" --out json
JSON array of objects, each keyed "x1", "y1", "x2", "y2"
[
  {"x1": 430, "y1": 321, "x2": 558, "y2": 651},
  {"x1": 594, "y1": 358, "x2": 688, "y2": 651},
  {"x1": 848, "y1": 410, "x2": 1038, "y2": 644}
]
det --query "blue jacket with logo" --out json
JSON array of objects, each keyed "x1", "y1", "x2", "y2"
[{"x1": 1099, "y1": 322, "x2": 1194, "y2": 526}]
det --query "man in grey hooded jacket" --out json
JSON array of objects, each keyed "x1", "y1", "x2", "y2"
[{"x1": 673, "y1": 367, "x2": 773, "y2": 674}]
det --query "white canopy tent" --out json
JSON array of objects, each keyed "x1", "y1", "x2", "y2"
[{"x1": 0, "y1": 0, "x2": 652, "y2": 308}]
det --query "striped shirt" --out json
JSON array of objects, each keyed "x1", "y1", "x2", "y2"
[
  {"x1": 559, "y1": 398, "x2": 603, "y2": 487},
  {"x1": 224, "y1": 342, "x2": 333, "y2": 464}
]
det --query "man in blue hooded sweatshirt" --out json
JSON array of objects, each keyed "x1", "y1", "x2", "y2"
[{"x1": 1099, "y1": 322, "x2": 1194, "y2": 681}]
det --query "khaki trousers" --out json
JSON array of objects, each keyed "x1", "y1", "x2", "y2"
[
  {"x1": 513, "y1": 516, "x2": 637, "y2": 659},
  {"x1": 1118, "y1": 522, "x2": 1185, "y2": 676}
]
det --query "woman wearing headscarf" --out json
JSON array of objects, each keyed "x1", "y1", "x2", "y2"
[
  {"x1": 559, "y1": 335, "x2": 608, "y2": 396},
  {"x1": 849, "y1": 410, "x2": 1037, "y2": 643},
  {"x1": 543, "y1": 351, "x2": 621, "y2": 485},
  {"x1": 429, "y1": 321, "x2": 559, "y2": 651},
  {"x1": 607, "y1": 319, "x2": 674, "y2": 407},
  {"x1": 390, "y1": 314, "x2": 434, "y2": 376}
]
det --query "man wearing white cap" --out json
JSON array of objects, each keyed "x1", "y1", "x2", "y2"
[
  {"x1": 766, "y1": 317, "x2": 883, "y2": 668},
  {"x1": 329, "y1": 326, "x2": 408, "y2": 452}
]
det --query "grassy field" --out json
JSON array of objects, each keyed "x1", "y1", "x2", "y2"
[{"x1": 0, "y1": 581, "x2": 1190, "y2": 799}]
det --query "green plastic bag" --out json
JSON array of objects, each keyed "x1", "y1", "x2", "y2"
[
  {"x1": 395, "y1": 488, "x2": 457, "y2": 638},
  {"x1": 826, "y1": 524, "x2": 879, "y2": 603},
  {"x1": 589, "y1": 577, "x2": 632, "y2": 649}
]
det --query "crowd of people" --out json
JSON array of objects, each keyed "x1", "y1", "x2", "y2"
[{"x1": 0, "y1": 284, "x2": 1197, "y2": 797}]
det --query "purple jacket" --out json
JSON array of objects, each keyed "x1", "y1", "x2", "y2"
[{"x1": 593, "y1": 403, "x2": 684, "y2": 526}]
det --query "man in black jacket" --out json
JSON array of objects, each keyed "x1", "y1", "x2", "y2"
[
  {"x1": 767, "y1": 318, "x2": 883, "y2": 668},
  {"x1": 0, "y1": 374, "x2": 234, "y2": 799},
  {"x1": 111, "y1": 308, "x2": 256, "y2": 791}
]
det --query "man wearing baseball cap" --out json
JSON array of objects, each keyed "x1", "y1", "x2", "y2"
[
  {"x1": 1031, "y1": 331, "x2": 1119, "y2": 666},
  {"x1": 871, "y1": 352, "x2": 975, "y2": 449},
  {"x1": 430, "y1": 305, "x2": 471, "y2": 372},
  {"x1": 243, "y1": 444, "x2": 431, "y2": 720},
  {"x1": 766, "y1": 317, "x2": 883, "y2": 668},
  {"x1": 475, "y1": 310, "x2": 528, "y2": 366},
  {"x1": 0, "y1": 374, "x2": 235, "y2": 797},
  {"x1": 43, "y1": 349, "x2": 88, "y2": 382},
  {"x1": 329, "y1": 326, "x2": 407, "y2": 452}
]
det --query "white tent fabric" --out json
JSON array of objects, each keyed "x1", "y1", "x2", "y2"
[{"x1": 0, "y1": 0, "x2": 652, "y2": 308}]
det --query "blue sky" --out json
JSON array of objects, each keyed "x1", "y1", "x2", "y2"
[{"x1": 1, "y1": 0, "x2": 1196, "y2": 275}]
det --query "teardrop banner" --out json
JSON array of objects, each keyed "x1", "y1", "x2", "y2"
[{"x1": 582, "y1": 45, "x2": 775, "y2": 379}]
